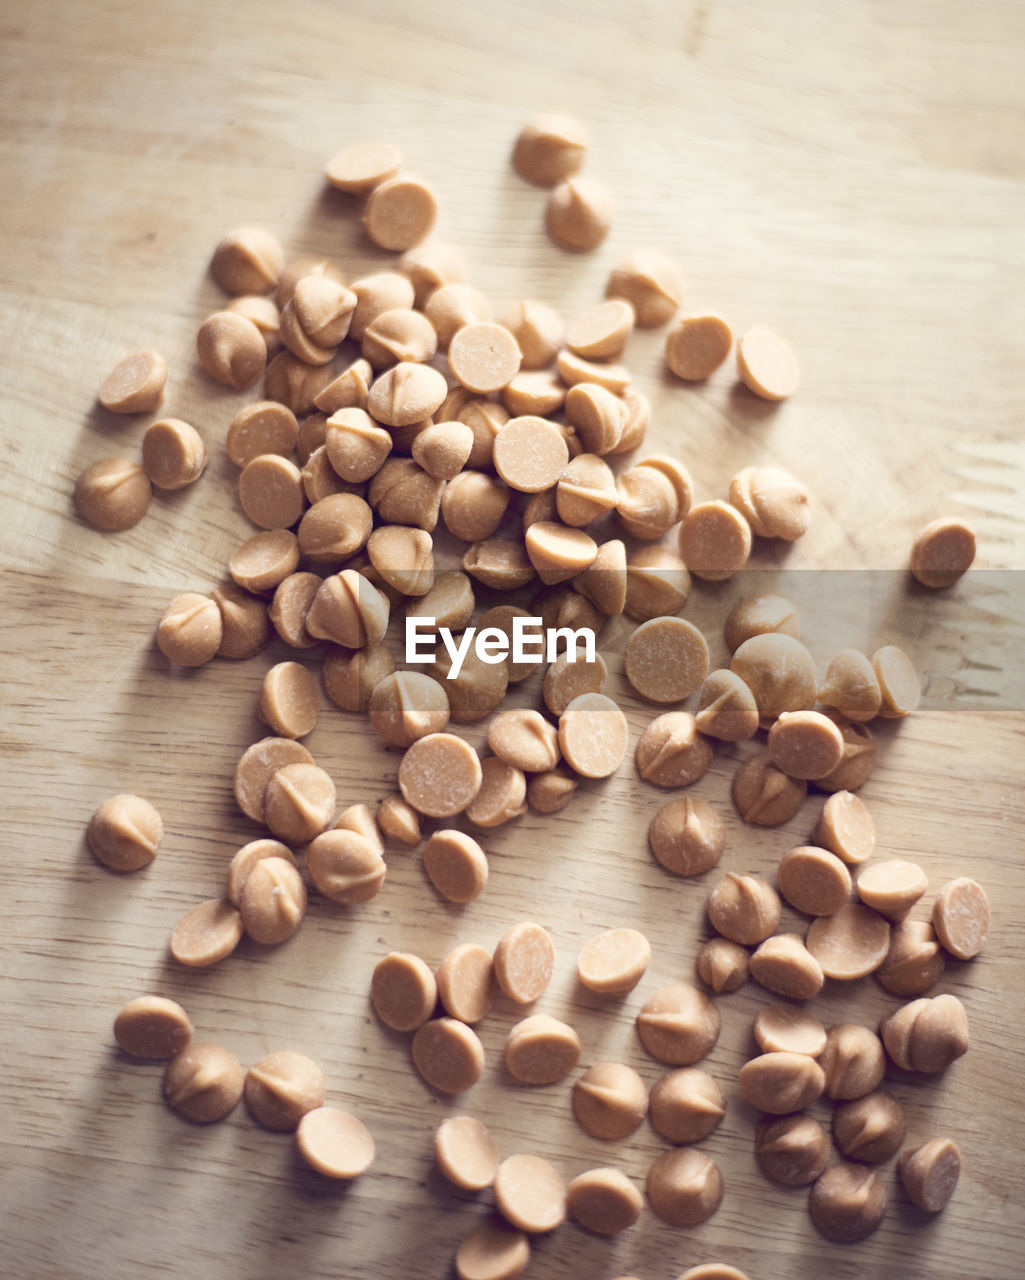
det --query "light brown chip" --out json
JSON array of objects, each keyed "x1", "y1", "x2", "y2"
[
  {"x1": 932, "y1": 877, "x2": 990, "y2": 959},
  {"x1": 494, "y1": 1154, "x2": 566, "y2": 1233},
  {"x1": 439, "y1": 471, "x2": 508, "y2": 543},
  {"x1": 170, "y1": 898, "x2": 244, "y2": 967},
  {"x1": 557, "y1": 348, "x2": 631, "y2": 394},
  {"x1": 141, "y1": 419, "x2": 207, "y2": 492},
  {"x1": 300, "y1": 443, "x2": 354, "y2": 503},
  {"x1": 856, "y1": 859, "x2": 928, "y2": 923},
  {"x1": 754, "y1": 1005, "x2": 826, "y2": 1058},
  {"x1": 238, "y1": 454, "x2": 305, "y2": 530},
  {"x1": 524, "y1": 521, "x2": 597, "y2": 585},
  {"x1": 233, "y1": 738, "x2": 314, "y2": 823},
  {"x1": 809, "y1": 1164, "x2": 886, "y2": 1243},
  {"x1": 349, "y1": 271, "x2": 416, "y2": 340},
  {"x1": 678, "y1": 500, "x2": 752, "y2": 581},
  {"x1": 736, "y1": 328, "x2": 800, "y2": 401},
  {"x1": 163, "y1": 1043, "x2": 243, "y2": 1123},
  {"x1": 276, "y1": 257, "x2": 347, "y2": 309},
  {"x1": 537, "y1": 582, "x2": 606, "y2": 636},
  {"x1": 872, "y1": 644, "x2": 921, "y2": 717},
  {"x1": 649, "y1": 798, "x2": 724, "y2": 878},
  {"x1": 398, "y1": 241, "x2": 467, "y2": 307},
  {"x1": 577, "y1": 928, "x2": 650, "y2": 995},
  {"x1": 813, "y1": 791, "x2": 875, "y2": 864},
  {"x1": 368, "y1": 524, "x2": 435, "y2": 597},
  {"x1": 411, "y1": 1017, "x2": 485, "y2": 1093},
  {"x1": 911, "y1": 517, "x2": 976, "y2": 588},
  {"x1": 114, "y1": 996, "x2": 193, "y2": 1059},
  {"x1": 730, "y1": 633, "x2": 817, "y2": 721},
  {"x1": 820, "y1": 1024, "x2": 886, "y2": 1100},
  {"x1": 488, "y1": 710, "x2": 560, "y2": 773},
  {"x1": 399, "y1": 732, "x2": 482, "y2": 818},
  {"x1": 424, "y1": 828, "x2": 489, "y2": 902},
  {"x1": 749, "y1": 933, "x2": 824, "y2": 1000},
  {"x1": 564, "y1": 383, "x2": 624, "y2": 457},
  {"x1": 574, "y1": 537, "x2": 627, "y2": 615},
  {"x1": 306, "y1": 829, "x2": 385, "y2": 904},
  {"x1": 74, "y1": 458, "x2": 151, "y2": 532},
  {"x1": 526, "y1": 766, "x2": 578, "y2": 814},
  {"x1": 239, "y1": 856, "x2": 307, "y2": 944},
  {"x1": 730, "y1": 466, "x2": 810, "y2": 541},
  {"x1": 205, "y1": 589, "x2": 270, "y2": 659},
  {"x1": 245, "y1": 1051, "x2": 325, "y2": 1132},
  {"x1": 264, "y1": 762, "x2": 336, "y2": 844},
  {"x1": 265, "y1": 351, "x2": 337, "y2": 415},
  {"x1": 572, "y1": 1062, "x2": 648, "y2": 1139},
  {"x1": 370, "y1": 952, "x2": 437, "y2": 1032},
  {"x1": 323, "y1": 407, "x2": 391, "y2": 483},
  {"x1": 368, "y1": 456, "x2": 444, "y2": 530},
  {"x1": 558, "y1": 692, "x2": 628, "y2": 779},
  {"x1": 696, "y1": 938, "x2": 749, "y2": 994},
  {"x1": 494, "y1": 921, "x2": 555, "y2": 1005},
  {"x1": 226, "y1": 294, "x2": 281, "y2": 353},
  {"x1": 502, "y1": 370, "x2": 566, "y2": 418},
  {"x1": 724, "y1": 594, "x2": 800, "y2": 654},
  {"x1": 505, "y1": 1014, "x2": 581, "y2": 1085},
  {"x1": 307, "y1": 570, "x2": 390, "y2": 649},
  {"x1": 491, "y1": 416, "x2": 568, "y2": 493},
  {"x1": 367, "y1": 361, "x2": 448, "y2": 428},
  {"x1": 314, "y1": 359, "x2": 374, "y2": 417},
  {"x1": 739, "y1": 1052, "x2": 825, "y2": 1114},
  {"x1": 406, "y1": 575, "x2": 478, "y2": 640},
  {"x1": 649, "y1": 1067, "x2": 726, "y2": 1144},
  {"x1": 664, "y1": 315, "x2": 733, "y2": 380},
  {"x1": 778, "y1": 845, "x2": 852, "y2": 915},
  {"x1": 325, "y1": 139, "x2": 402, "y2": 193},
  {"x1": 555, "y1": 453, "x2": 616, "y2": 528},
  {"x1": 695, "y1": 670, "x2": 759, "y2": 742},
  {"x1": 463, "y1": 538, "x2": 535, "y2": 592},
  {"x1": 636, "y1": 983, "x2": 720, "y2": 1066},
  {"x1": 296, "y1": 1106, "x2": 375, "y2": 1179},
  {"x1": 430, "y1": 650, "x2": 510, "y2": 726},
  {"x1": 156, "y1": 593, "x2": 222, "y2": 667},
  {"x1": 455, "y1": 1220, "x2": 530, "y2": 1280},
  {"x1": 706, "y1": 872, "x2": 780, "y2": 945},
  {"x1": 805, "y1": 903, "x2": 891, "y2": 980},
  {"x1": 421, "y1": 284, "x2": 489, "y2": 353},
  {"x1": 512, "y1": 113, "x2": 588, "y2": 186},
  {"x1": 624, "y1": 545, "x2": 690, "y2": 621},
  {"x1": 731, "y1": 750, "x2": 807, "y2": 826},
  {"x1": 646, "y1": 1149, "x2": 724, "y2": 1227},
  {"x1": 877, "y1": 920, "x2": 945, "y2": 996},
  {"x1": 881, "y1": 993, "x2": 969, "y2": 1073},
  {"x1": 436, "y1": 943, "x2": 496, "y2": 1024},
  {"x1": 450, "y1": 322, "x2": 522, "y2": 395},
  {"x1": 87, "y1": 794, "x2": 162, "y2": 873},
  {"x1": 898, "y1": 1139, "x2": 961, "y2": 1213},
  {"x1": 755, "y1": 1115, "x2": 829, "y2": 1189},
  {"x1": 197, "y1": 310, "x2": 266, "y2": 389},
  {"x1": 322, "y1": 644, "x2": 394, "y2": 714},
  {"x1": 566, "y1": 1168, "x2": 642, "y2": 1235},
  {"x1": 225, "y1": 839, "x2": 296, "y2": 908},
  {"x1": 257, "y1": 661, "x2": 318, "y2": 740},
  {"x1": 473, "y1": 607, "x2": 541, "y2": 684},
  {"x1": 606, "y1": 252, "x2": 683, "y2": 327},
  {"x1": 229, "y1": 530, "x2": 300, "y2": 596},
  {"x1": 363, "y1": 174, "x2": 437, "y2": 251},
  {"x1": 625, "y1": 618, "x2": 709, "y2": 703},
  {"x1": 333, "y1": 803, "x2": 383, "y2": 854},
  {"x1": 815, "y1": 717, "x2": 877, "y2": 793},
  {"x1": 369, "y1": 672, "x2": 450, "y2": 749},
  {"x1": 376, "y1": 792, "x2": 421, "y2": 847},
  {"x1": 211, "y1": 227, "x2": 284, "y2": 295},
  {"x1": 499, "y1": 299, "x2": 564, "y2": 370},
  {"x1": 456, "y1": 396, "x2": 508, "y2": 473},
  {"x1": 412, "y1": 420, "x2": 474, "y2": 481},
  {"x1": 99, "y1": 350, "x2": 167, "y2": 414},
  {"x1": 833, "y1": 1091, "x2": 907, "y2": 1165},
  {"x1": 817, "y1": 649, "x2": 882, "y2": 721},
  {"x1": 435, "y1": 1116, "x2": 501, "y2": 1191},
  {"x1": 545, "y1": 177, "x2": 612, "y2": 252},
  {"x1": 543, "y1": 650, "x2": 607, "y2": 716},
  {"x1": 567, "y1": 299, "x2": 635, "y2": 360}
]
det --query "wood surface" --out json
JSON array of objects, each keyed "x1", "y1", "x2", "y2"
[{"x1": 1, "y1": 1, "x2": 1023, "y2": 1278}]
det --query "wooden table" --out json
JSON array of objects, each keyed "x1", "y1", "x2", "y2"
[{"x1": 2, "y1": 2, "x2": 1023, "y2": 1277}]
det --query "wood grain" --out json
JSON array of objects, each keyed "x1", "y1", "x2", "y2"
[{"x1": 1, "y1": 1, "x2": 1023, "y2": 1278}]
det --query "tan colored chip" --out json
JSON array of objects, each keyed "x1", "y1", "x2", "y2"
[
  {"x1": 805, "y1": 903, "x2": 891, "y2": 980},
  {"x1": 664, "y1": 315, "x2": 733, "y2": 380},
  {"x1": 424, "y1": 828, "x2": 489, "y2": 902},
  {"x1": 244, "y1": 1051, "x2": 325, "y2": 1132},
  {"x1": 857, "y1": 859, "x2": 928, "y2": 923},
  {"x1": 494, "y1": 921, "x2": 555, "y2": 1005},
  {"x1": 729, "y1": 465, "x2": 810, "y2": 541},
  {"x1": 114, "y1": 996, "x2": 193, "y2": 1060},
  {"x1": 449, "y1": 322, "x2": 522, "y2": 395},
  {"x1": 369, "y1": 672, "x2": 450, "y2": 748},
  {"x1": 754, "y1": 1004, "x2": 827, "y2": 1057},
  {"x1": 695, "y1": 669, "x2": 759, "y2": 742},
  {"x1": 238, "y1": 454, "x2": 305, "y2": 530},
  {"x1": 911, "y1": 517, "x2": 976, "y2": 588},
  {"x1": 730, "y1": 632, "x2": 817, "y2": 721},
  {"x1": 524, "y1": 521, "x2": 597, "y2": 584},
  {"x1": 778, "y1": 845, "x2": 852, "y2": 915},
  {"x1": 197, "y1": 310, "x2": 267, "y2": 389},
  {"x1": 492, "y1": 416, "x2": 568, "y2": 493},
  {"x1": 545, "y1": 177, "x2": 612, "y2": 252},
  {"x1": 264, "y1": 762, "x2": 336, "y2": 844},
  {"x1": 99, "y1": 350, "x2": 168, "y2": 413},
  {"x1": 736, "y1": 327, "x2": 800, "y2": 400},
  {"x1": 370, "y1": 952, "x2": 438, "y2": 1031},
  {"x1": 488, "y1": 710, "x2": 560, "y2": 773},
  {"x1": 624, "y1": 545, "x2": 690, "y2": 621},
  {"x1": 877, "y1": 920, "x2": 946, "y2": 996},
  {"x1": 505, "y1": 1014, "x2": 581, "y2": 1085},
  {"x1": 75, "y1": 458, "x2": 152, "y2": 532},
  {"x1": 156, "y1": 593, "x2": 223, "y2": 667},
  {"x1": 572, "y1": 1061, "x2": 648, "y2": 1140},
  {"x1": 399, "y1": 732, "x2": 482, "y2": 818},
  {"x1": 455, "y1": 1220, "x2": 530, "y2": 1280},
  {"x1": 435, "y1": 1115, "x2": 500, "y2": 1190},
  {"x1": 436, "y1": 943, "x2": 496, "y2": 1023},
  {"x1": 306, "y1": 829, "x2": 386, "y2": 905},
  {"x1": 606, "y1": 252, "x2": 683, "y2": 327},
  {"x1": 412, "y1": 420, "x2": 474, "y2": 481},
  {"x1": 363, "y1": 174, "x2": 437, "y2": 251},
  {"x1": 170, "y1": 899, "x2": 244, "y2": 968},
  {"x1": 325, "y1": 139, "x2": 402, "y2": 193},
  {"x1": 211, "y1": 227, "x2": 284, "y2": 295},
  {"x1": 512, "y1": 113, "x2": 588, "y2": 187},
  {"x1": 558, "y1": 692, "x2": 628, "y2": 778},
  {"x1": 322, "y1": 644, "x2": 394, "y2": 713},
  {"x1": 813, "y1": 790, "x2": 876, "y2": 863},
  {"x1": 678, "y1": 500, "x2": 752, "y2": 581},
  {"x1": 932, "y1": 877, "x2": 990, "y2": 960},
  {"x1": 872, "y1": 644, "x2": 921, "y2": 717},
  {"x1": 748, "y1": 934, "x2": 824, "y2": 1000},
  {"x1": 649, "y1": 1068, "x2": 726, "y2": 1144},
  {"x1": 411, "y1": 1017, "x2": 485, "y2": 1093},
  {"x1": 625, "y1": 618, "x2": 709, "y2": 703},
  {"x1": 577, "y1": 928, "x2": 650, "y2": 995},
  {"x1": 755, "y1": 1115, "x2": 829, "y2": 1189},
  {"x1": 649, "y1": 798, "x2": 724, "y2": 877},
  {"x1": 646, "y1": 1148, "x2": 723, "y2": 1227},
  {"x1": 636, "y1": 983, "x2": 720, "y2": 1065},
  {"x1": 706, "y1": 872, "x2": 780, "y2": 945},
  {"x1": 87, "y1": 794, "x2": 163, "y2": 873},
  {"x1": 696, "y1": 938, "x2": 748, "y2": 994},
  {"x1": 898, "y1": 1139, "x2": 961, "y2": 1213},
  {"x1": 543, "y1": 650, "x2": 607, "y2": 716},
  {"x1": 258, "y1": 661, "x2": 318, "y2": 739},
  {"x1": 494, "y1": 1154, "x2": 566, "y2": 1233},
  {"x1": 239, "y1": 855, "x2": 307, "y2": 944},
  {"x1": 724, "y1": 594, "x2": 800, "y2": 653},
  {"x1": 163, "y1": 1043, "x2": 244, "y2": 1124},
  {"x1": 738, "y1": 1052, "x2": 825, "y2": 1114},
  {"x1": 296, "y1": 1106, "x2": 375, "y2": 1179},
  {"x1": 566, "y1": 1167, "x2": 642, "y2": 1236},
  {"x1": 818, "y1": 649, "x2": 882, "y2": 722},
  {"x1": 731, "y1": 750, "x2": 807, "y2": 826}
]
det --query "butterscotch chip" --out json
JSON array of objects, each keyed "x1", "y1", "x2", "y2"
[
  {"x1": 856, "y1": 859, "x2": 928, "y2": 925},
  {"x1": 554, "y1": 454, "x2": 616, "y2": 529},
  {"x1": 368, "y1": 456, "x2": 444, "y2": 531},
  {"x1": 809, "y1": 1164, "x2": 886, "y2": 1243},
  {"x1": 226, "y1": 294, "x2": 281, "y2": 353},
  {"x1": 363, "y1": 173, "x2": 437, "y2": 251},
  {"x1": 730, "y1": 466, "x2": 811, "y2": 541},
  {"x1": 333, "y1": 803, "x2": 383, "y2": 855},
  {"x1": 156, "y1": 593, "x2": 222, "y2": 667},
  {"x1": 170, "y1": 899, "x2": 244, "y2": 968},
  {"x1": 739, "y1": 1052, "x2": 825, "y2": 1114},
  {"x1": 564, "y1": 383, "x2": 624, "y2": 456},
  {"x1": 234, "y1": 739, "x2": 313, "y2": 824},
  {"x1": 611, "y1": 385, "x2": 650, "y2": 454},
  {"x1": 625, "y1": 619, "x2": 709, "y2": 704},
  {"x1": 524, "y1": 521, "x2": 597, "y2": 585},
  {"x1": 280, "y1": 299, "x2": 339, "y2": 366},
  {"x1": 375, "y1": 793, "x2": 421, "y2": 848},
  {"x1": 164, "y1": 1043, "x2": 244, "y2": 1124},
  {"x1": 603, "y1": 254, "x2": 682, "y2": 329},
  {"x1": 406, "y1": 573, "x2": 477, "y2": 637},
  {"x1": 536, "y1": 582, "x2": 605, "y2": 637},
  {"x1": 87, "y1": 794, "x2": 162, "y2": 872},
  {"x1": 321, "y1": 645, "x2": 393, "y2": 715},
  {"x1": 832, "y1": 1091, "x2": 907, "y2": 1166},
  {"x1": 296, "y1": 1106, "x2": 375, "y2": 1179},
  {"x1": 448, "y1": 322, "x2": 522, "y2": 395},
  {"x1": 367, "y1": 361, "x2": 448, "y2": 428},
  {"x1": 494, "y1": 1154, "x2": 566, "y2": 1233},
  {"x1": 693, "y1": 670, "x2": 758, "y2": 743},
  {"x1": 276, "y1": 257, "x2": 347, "y2": 310},
  {"x1": 494, "y1": 921, "x2": 555, "y2": 1005},
  {"x1": 706, "y1": 872, "x2": 780, "y2": 945},
  {"x1": 457, "y1": 397, "x2": 509, "y2": 469},
  {"x1": 227, "y1": 405, "x2": 298, "y2": 473},
  {"x1": 244, "y1": 1051, "x2": 324, "y2": 1132},
  {"x1": 139, "y1": 418, "x2": 206, "y2": 491},
  {"x1": 496, "y1": 301, "x2": 561, "y2": 371},
  {"x1": 650, "y1": 1068, "x2": 726, "y2": 1144},
  {"x1": 512, "y1": 113, "x2": 587, "y2": 186},
  {"x1": 872, "y1": 644, "x2": 922, "y2": 717},
  {"x1": 545, "y1": 177, "x2": 612, "y2": 252},
  {"x1": 256, "y1": 661, "x2": 317, "y2": 740},
  {"x1": 399, "y1": 732, "x2": 482, "y2": 818},
  {"x1": 636, "y1": 714, "x2": 711, "y2": 788},
  {"x1": 558, "y1": 692, "x2": 628, "y2": 779},
  {"x1": 307, "y1": 829, "x2": 385, "y2": 904},
  {"x1": 314, "y1": 359, "x2": 373, "y2": 417},
  {"x1": 732, "y1": 750, "x2": 807, "y2": 826},
  {"x1": 412, "y1": 1017, "x2": 485, "y2": 1094},
  {"x1": 577, "y1": 928, "x2": 650, "y2": 995},
  {"x1": 423, "y1": 829, "x2": 490, "y2": 902},
  {"x1": 463, "y1": 538, "x2": 534, "y2": 591},
  {"x1": 736, "y1": 328, "x2": 800, "y2": 401},
  {"x1": 197, "y1": 310, "x2": 266, "y2": 389},
  {"x1": 755, "y1": 1115, "x2": 829, "y2": 1188},
  {"x1": 574, "y1": 538, "x2": 627, "y2": 616},
  {"x1": 696, "y1": 938, "x2": 748, "y2": 994},
  {"x1": 485, "y1": 710, "x2": 558, "y2": 774},
  {"x1": 526, "y1": 766, "x2": 578, "y2": 814},
  {"x1": 372, "y1": 527, "x2": 436, "y2": 598},
  {"x1": 566, "y1": 300, "x2": 635, "y2": 361},
  {"x1": 881, "y1": 993, "x2": 969, "y2": 1074},
  {"x1": 754, "y1": 1005, "x2": 826, "y2": 1057},
  {"x1": 306, "y1": 570, "x2": 389, "y2": 649},
  {"x1": 348, "y1": 273, "x2": 415, "y2": 343},
  {"x1": 813, "y1": 791, "x2": 875, "y2": 864},
  {"x1": 362, "y1": 307, "x2": 438, "y2": 370},
  {"x1": 238, "y1": 454, "x2": 305, "y2": 530},
  {"x1": 898, "y1": 1139, "x2": 961, "y2": 1212},
  {"x1": 430, "y1": 650, "x2": 510, "y2": 726},
  {"x1": 224, "y1": 839, "x2": 295, "y2": 909},
  {"x1": 678, "y1": 500, "x2": 752, "y2": 581},
  {"x1": 472, "y1": 607, "x2": 540, "y2": 684},
  {"x1": 300, "y1": 444, "x2": 353, "y2": 504},
  {"x1": 649, "y1": 798, "x2": 724, "y2": 877},
  {"x1": 749, "y1": 934, "x2": 825, "y2": 1000},
  {"x1": 567, "y1": 1168, "x2": 642, "y2": 1236},
  {"x1": 322, "y1": 407, "x2": 390, "y2": 483},
  {"x1": 211, "y1": 227, "x2": 283, "y2": 295},
  {"x1": 411, "y1": 421, "x2": 474, "y2": 481},
  {"x1": 505, "y1": 1015, "x2": 581, "y2": 1085},
  {"x1": 805, "y1": 903, "x2": 891, "y2": 980},
  {"x1": 419, "y1": 285, "x2": 487, "y2": 355},
  {"x1": 370, "y1": 952, "x2": 437, "y2": 1032},
  {"x1": 731, "y1": 633, "x2": 816, "y2": 722},
  {"x1": 911, "y1": 517, "x2": 976, "y2": 588},
  {"x1": 724, "y1": 595, "x2": 799, "y2": 655},
  {"x1": 436, "y1": 943, "x2": 495, "y2": 1023},
  {"x1": 816, "y1": 717, "x2": 877, "y2": 793},
  {"x1": 540, "y1": 647, "x2": 605, "y2": 716},
  {"x1": 820, "y1": 1025, "x2": 885, "y2": 1100},
  {"x1": 624, "y1": 545, "x2": 690, "y2": 621},
  {"x1": 778, "y1": 845, "x2": 852, "y2": 915},
  {"x1": 74, "y1": 458, "x2": 152, "y2": 531},
  {"x1": 238, "y1": 854, "x2": 307, "y2": 944},
  {"x1": 264, "y1": 762, "x2": 336, "y2": 843},
  {"x1": 435, "y1": 1116, "x2": 500, "y2": 1191},
  {"x1": 556, "y1": 348, "x2": 631, "y2": 394},
  {"x1": 368, "y1": 672, "x2": 449, "y2": 749},
  {"x1": 932, "y1": 876, "x2": 990, "y2": 960},
  {"x1": 501, "y1": 370, "x2": 566, "y2": 417},
  {"x1": 455, "y1": 1220, "x2": 530, "y2": 1280},
  {"x1": 646, "y1": 1149, "x2": 723, "y2": 1227},
  {"x1": 114, "y1": 996, "x2": 192, "y2": 1060},
  {"x1": 637, "y1": 983, "x2": 720, "y2": 1066},
  {"x1": 325, "y1": 139, "x2": 401, "y2": 193},
  {"x1": 265, "y1": 351, "x2": 336, "y2": 415},
  {"x1": 817, "y1": 648, "x2": 882, "y2": 722},
  {"x1": 398, "y1": 241, "x2": 467, "y2": 308},
  {"x1": 664, "y1": 314, "x2": 733, "y2": 381},
  {"x1": 490, "y1": 416, "x2": 567, "y2": 494},
  {"x1": 99, "y1": 350, "x2": 167, "y2": 413},
  {"x1": 572, "y1": 1062, "x2": 647, "y2": 1139}
]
